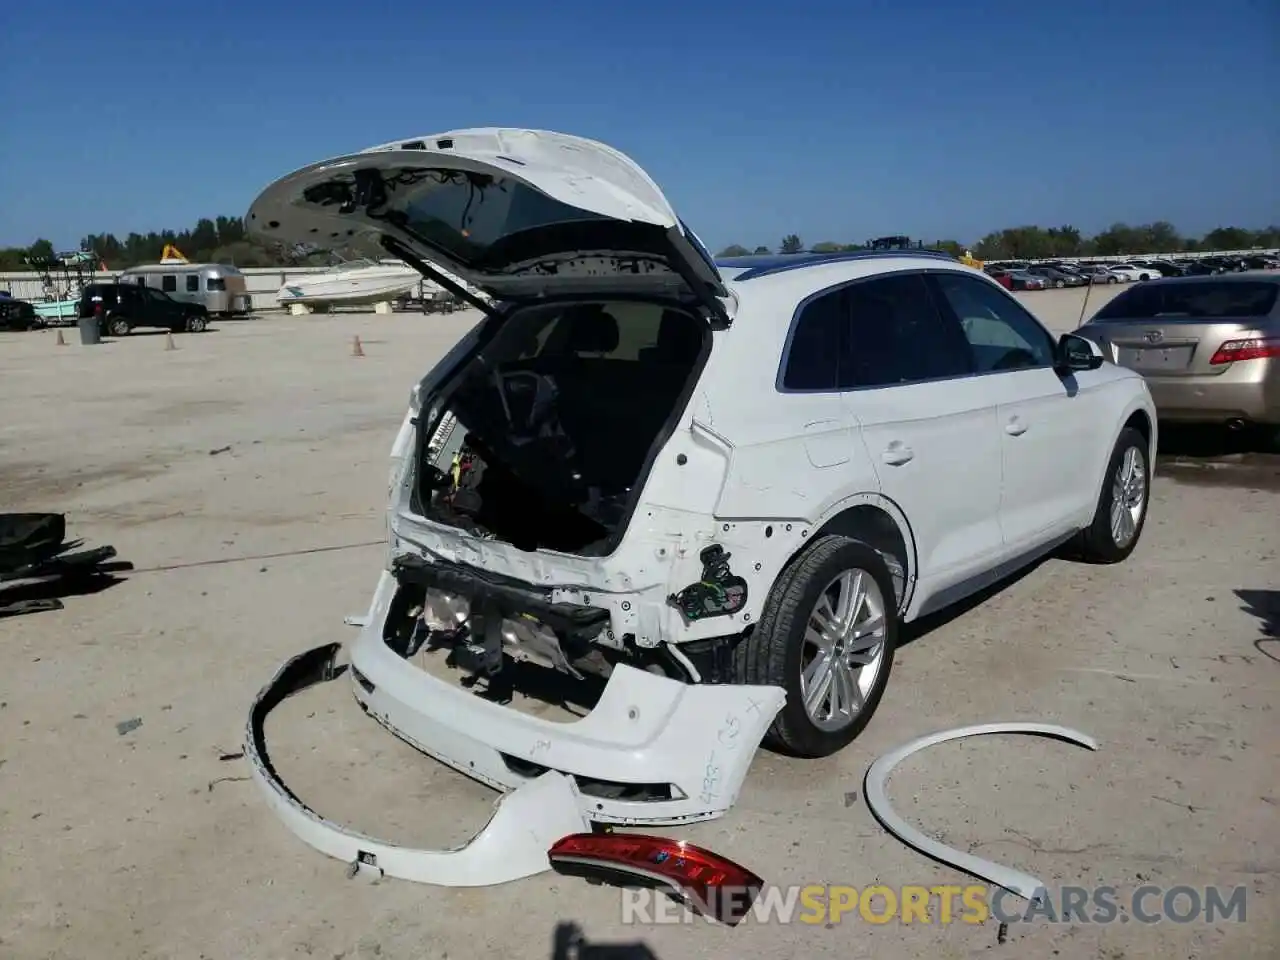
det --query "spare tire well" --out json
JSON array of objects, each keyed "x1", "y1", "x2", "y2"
[{"x1": 804, "y1": 505, "x2": 911, "y2": 612}]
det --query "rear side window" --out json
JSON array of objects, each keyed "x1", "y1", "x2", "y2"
[
  {"x1": 206, "y1": 277, "x2": 227, "y2": 291},
  {"x1": 782, "y1": 291, "x2": 843, "y2": 390},
  {"x1": 840, "y1": 273, "x2": 974, "y2": 387},
  {"x1": 161, "y1": 275, "x2": 177, "y2": 292},
  {"x1": 1093, "y1": 281, "x2": 1278, "y2": 320},
  {"x1": 185, "y1": 275, "x2": 200, "y2": 292}
]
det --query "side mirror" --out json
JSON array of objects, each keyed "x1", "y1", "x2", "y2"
[{"x1": 1055, "y1": 333, "x2": 1104, "y2": 374}]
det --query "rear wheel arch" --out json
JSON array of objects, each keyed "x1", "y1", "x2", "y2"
[{"x1": 776, "y1": 497, "x2": 916, "y2": 616}]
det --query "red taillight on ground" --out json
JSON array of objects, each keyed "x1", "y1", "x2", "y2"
[
  {"x1": 1209, "y1": 337, "x2": 1280, "y2": 365},
  {"x1": 548, "y1": 833, "x2": 765, "y2": 926}
]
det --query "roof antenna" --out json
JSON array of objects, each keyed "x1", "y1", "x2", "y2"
[{"x1": 1076, "y1": 276, "x2": 1094, "y2": 329}]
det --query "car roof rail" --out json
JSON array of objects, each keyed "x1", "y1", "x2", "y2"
[{"x1": 717, "y1": 249, "x2": 959, "y2": 282}]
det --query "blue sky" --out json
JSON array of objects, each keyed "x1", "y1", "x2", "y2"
[{"x1": 1, "y1": 0, "x2": 1276, "y2": 252}]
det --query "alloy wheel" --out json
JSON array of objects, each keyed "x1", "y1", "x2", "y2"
[
  {"x1": 800, "y1": 569, "x2": 888, "y2": 732},
  {"x1": 1110, "y1": 445, "x2": 1147, "y2": 548}
]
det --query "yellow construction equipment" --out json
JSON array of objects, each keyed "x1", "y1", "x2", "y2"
[
  {"x1": 160, "y1": 244, "x2": 189, "y2": 263},
  {"x1": 957, "y1": 250, "x2": 984, "y2": 270}
]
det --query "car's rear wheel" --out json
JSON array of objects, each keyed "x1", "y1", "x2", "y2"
[
  {"x1": 1073, "y1": 426, "x2": 1150, "y2": 564},
  {"x1": 107, "y1": 315, "x2": 131, "y2": 337},
  {"x1": 731, "y1": 535, "x2": 897, "y2": 758}
]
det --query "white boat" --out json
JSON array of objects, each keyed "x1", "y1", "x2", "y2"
[{"x1": 275, "y1": 258, "x2": 425, "y2": 307}]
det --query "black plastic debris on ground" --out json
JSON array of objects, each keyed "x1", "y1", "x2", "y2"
[{"x1": 0, "y1": 513, "x2": 133, "y2": 619}]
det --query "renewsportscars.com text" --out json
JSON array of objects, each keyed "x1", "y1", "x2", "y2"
[{"x1": 620, "y1": 883, "x2": 1250, "y2": 926}]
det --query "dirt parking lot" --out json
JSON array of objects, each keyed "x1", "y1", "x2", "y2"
[{"x1": 1, "y1": 286, "x2": 1277, "y2": 960}]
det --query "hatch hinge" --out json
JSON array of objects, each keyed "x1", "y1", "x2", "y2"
[{"x1": 380, "y1": 236, "x2": 500, "y2": 320}]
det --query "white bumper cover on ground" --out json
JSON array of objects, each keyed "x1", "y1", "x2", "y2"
[
  {"x1": 244, "y1": 642, "x2": 591, "y2": 885},
  {"x1": 350, "y1": 569, "x2": 786, "y2": 825},
  {"x1": 245, "y1": 568, "x2": 786, "y2": 881}
]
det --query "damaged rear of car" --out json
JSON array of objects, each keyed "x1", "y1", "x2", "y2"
[{"x1": 244, "y1": 129, "x2": 793, "y2": 880}]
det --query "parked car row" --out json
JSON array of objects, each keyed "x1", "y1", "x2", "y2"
[{"x1": 985, "y1": 253, "x2": 1279, "y2": 290}]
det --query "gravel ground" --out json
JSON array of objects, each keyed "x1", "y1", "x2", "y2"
[{"x1": 1, "y1": 286, "x2": 1276, "y2": 960}]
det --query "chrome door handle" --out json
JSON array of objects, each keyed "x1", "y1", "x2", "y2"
[
  {"x1": 1005, "y1": 418, "x2": 1027, "y2": 436},
  {"x1": 882, "y1": 442, "x2": 914, "y2": 466}
]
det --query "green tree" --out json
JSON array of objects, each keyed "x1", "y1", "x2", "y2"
[
  {"x1": 716, "y1": 244, "x2": 751, "y2": 257},
  {"x1": 752, "y1": 245, "x2": 771, "y2": 254},
  {"x1": 1201, "y1": 226, "x2": 1255, "y2": 251},
  {"x1": 780, "y1": 234, "x2": 804, "y2": 254},
  {"x1": 1144, "y1": 221, "x2": 1183, "y2": 253},
  {"x1": 1091, "y1": 223, "x2": 1142, "y2": 256},
  {"x1": 809, "y1": 241, "x2": 844, "y2": 252},
  {"x1": 26, "y1": 238, "x2": 56, "y2": 262}
]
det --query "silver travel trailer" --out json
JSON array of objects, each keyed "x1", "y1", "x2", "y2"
[{"x1": 116, "y1": 262, "x2": 252, "y2": 316}]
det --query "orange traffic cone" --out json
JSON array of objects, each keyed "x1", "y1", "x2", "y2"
[
  {"x1": 351, "y1": 334, "x2": 365, "y2": 358},
  {"x1": 55, "y1": 328, "x2": 66, "y2": 346},
  {"x1": 164, "y1": 332, "x2": 176, "y2": 351}
]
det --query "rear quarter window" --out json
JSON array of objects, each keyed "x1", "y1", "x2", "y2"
[
  {"x1": 781, "y1": 291, "x2": 843, "y2": 390},
  {"x1": 1094, "y1": 281, "x2": 1279, "y2": 320}
]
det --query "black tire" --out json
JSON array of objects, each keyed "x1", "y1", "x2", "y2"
[
  {"x1": 107, "y1": 315, "x2": 131, "y2": 337},
  {"x1": 731, "y1": 535, "x2": 897, "y2": 758},
  {"x1": 1054, "y1": 279, "x2": 1065, "y2": 288},
  {"x1": 1073, "y1": 426, "x2": 1151, "y2": 564},
  {"x1": 186, "y1": 314, "x2": 207, "y2": 333},
  {"x1": 1107, "y1": 276, "x2": 1117, "y2": 285}
]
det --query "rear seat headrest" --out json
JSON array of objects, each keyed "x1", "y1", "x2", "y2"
[
  {"x1": 564, "y1": 305, "x2": 619, "y2": 354},
  {"x1": 656, "y1": 310, "x2": 702, "y2": 359}
]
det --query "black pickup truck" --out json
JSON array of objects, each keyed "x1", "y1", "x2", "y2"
[{"x1": 79, "y1": 283, "x2": 209, "y2": 336}]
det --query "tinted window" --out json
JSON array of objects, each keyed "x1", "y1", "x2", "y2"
[
  {"x1": 161, "y1": 274, "x2": 177, "y2": 292},
  {"x1": 782, "y1": 291, "x2": 843, "y2": 390},
  {"x1": 330, "y1": 168, "x2": 602, "y2": 265},
  {"x1": 840, "y1": 273, "x2": 974, "y2": 388},
  {"x1": 1093, "y1": 281, "x2": 1278, "y2": 320},
  {"x1": 932, "y1": 273, "x2": 1055, "y2": 372},
  {"x1": 185, "y1": 275, "x2": 200, "y2": 292},
  {"x1": 207, "y1": 277, "x2": 227, "y2": 292},
  {"x1": 134, "y1": 276, "x2": 146, "y2": 287}
]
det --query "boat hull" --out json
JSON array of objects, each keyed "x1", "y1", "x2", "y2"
[{"x1": 276, "y1": 265, "x2": 423, "y2": 306}]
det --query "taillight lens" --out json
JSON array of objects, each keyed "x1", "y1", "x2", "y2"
[
  {"x1": 548, "y1": 833, "x2": 764, "y2": 925},
  {"x1": 1209, "y1": 337, "x2": 1280, "y2": 365}
]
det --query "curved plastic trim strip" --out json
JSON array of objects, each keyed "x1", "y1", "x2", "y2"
[
  {"x1": 863, "y1": 722, "x2": 1098, "y2": 903},
  {"x1": 245, "y1": 642, "x2": 591, "y2": 886}
]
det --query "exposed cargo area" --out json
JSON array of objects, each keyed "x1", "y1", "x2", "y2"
[{"x1": 417, "y1": 299, "x2": 707, "y2": 554}]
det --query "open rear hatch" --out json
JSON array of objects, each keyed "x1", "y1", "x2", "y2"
[
  {"x1": 245, "y1": 128, "x2": 727, "y2": 321},
  {"x1": 246, "y1": 129, "x2": 730, "y2": 558}
]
